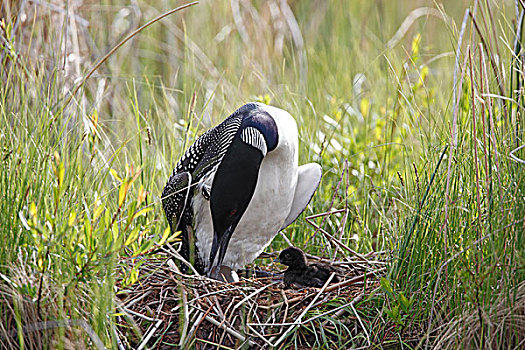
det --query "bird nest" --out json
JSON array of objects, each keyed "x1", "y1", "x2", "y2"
[{"x1": 115, "y1": 247, "x2": 385, "y2": 349}]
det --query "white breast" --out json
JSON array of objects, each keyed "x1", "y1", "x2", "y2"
[{"x1": 193, "y1": 104, "x2": 299, "y2": 271}]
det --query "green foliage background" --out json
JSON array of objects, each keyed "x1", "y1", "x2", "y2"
[{"x1": 1, "y1": 0, "x2": 524, "y2": 348}]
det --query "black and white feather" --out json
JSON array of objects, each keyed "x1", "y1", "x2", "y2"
[
  {"x1": 161, "y1": 103, "x2": 249, "y2": 270},
  {"x1": 241, "y1": 127, "x2": 267, "y2": 156},
  {"x1": 162, "y1": 102, "x2": 322, "y2": 277}
]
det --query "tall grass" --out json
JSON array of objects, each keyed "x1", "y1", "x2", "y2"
[
  {"x1": 380, "y1": 2, "x2": 525, "y2": 348},
  {"x1": 0, "y1": 0, "x2": 523, "y2": 348}
]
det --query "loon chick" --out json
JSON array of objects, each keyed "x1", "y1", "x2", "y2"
[
  {"x1": 278, "y1": 247, "x2": 340, "y2": 288},
  {"x1": 162, "y1": 103, "x2": 322, "y2": 278}
]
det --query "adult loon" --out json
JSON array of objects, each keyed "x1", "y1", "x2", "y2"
[{"x1": 162, "y1": 102, "x2": 322, "y2": 278}]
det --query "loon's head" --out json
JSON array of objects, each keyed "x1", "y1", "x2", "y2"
[{"x1": 278, "y1": 247, "x2": 308, "y2": 269}]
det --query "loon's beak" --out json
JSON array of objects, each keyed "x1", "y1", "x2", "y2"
[{"x1": 208, "y1": 224, "x2": 236, "y2": 278}]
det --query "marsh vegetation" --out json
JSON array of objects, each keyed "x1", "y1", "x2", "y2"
[{"x1": 1, "y1": 0, "x2": 524, "y2": 348}]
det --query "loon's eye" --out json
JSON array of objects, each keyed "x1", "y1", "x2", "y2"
[{"x1": 229, "y1": 209, "x2": 238, "y2": 217}]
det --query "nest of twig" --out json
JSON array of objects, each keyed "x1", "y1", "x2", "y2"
[{"x1": 116, "y1": 245, "x2": 385, "y2": 349}]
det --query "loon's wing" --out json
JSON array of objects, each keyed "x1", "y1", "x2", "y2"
[
  {"x1": 161, "y1": 105, "x2": 266, "y2": 233},
  {"x1": 281, "y1": 163, "x2": 322, "y2": 229}
]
